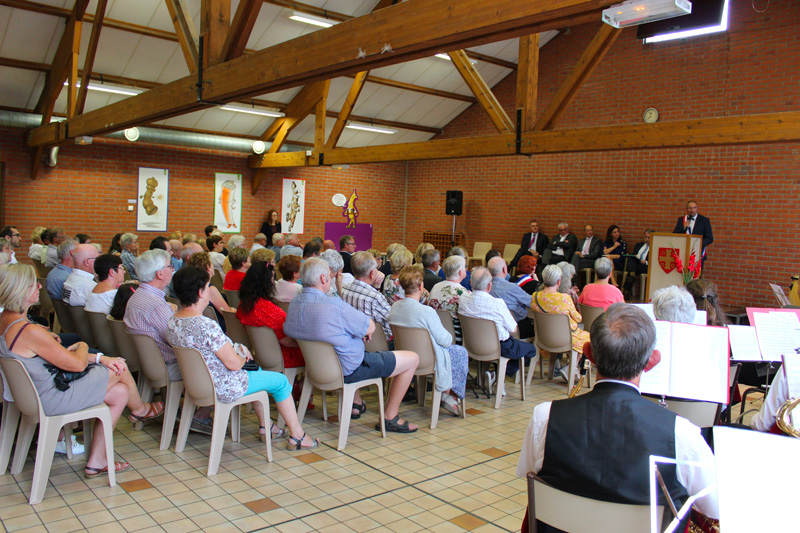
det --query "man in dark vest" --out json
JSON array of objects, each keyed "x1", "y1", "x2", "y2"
[{"x1": 516, "y1": 303, "x2": 719, "y2": 532}]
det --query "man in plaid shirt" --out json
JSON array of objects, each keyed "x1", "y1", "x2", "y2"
[{"x1": 342, "y1": 252, "x2": 392, "y2": 347}]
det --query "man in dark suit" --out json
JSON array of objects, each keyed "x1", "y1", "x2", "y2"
[
  {"x1": 339, "y1": 234, "x2": 356, "y2": 274},
  {"x1": 516, "y1": 304, "x2": 719, "y2": 531},
  {"x1": 570, "y1": 224, "x2": 604, "y2": 270},
  {"x1": 421, "y1": 249, "x2": 443, "y2": 292},
  {"x1": 623, "y1": 229, "x2": 654, "y2": 292},
  {"x1": 673, "y1": 200, "x2": 713, "y2": 265},
  {"x1": 510, "y1": 220, "x2": 549, "y2": 268},
  {"x1": 541, "y1": 222, "x2": 578, "y2": 266}
]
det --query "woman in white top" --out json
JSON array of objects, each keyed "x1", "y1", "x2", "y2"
[
  {"x1": 86, "y1": 254, "x2": 126, "y2": 314},
  {"x1": 274, "y1": 255, "x2": 302, "y2": 302},
  {"x1": 28, "y1": 226, "x2": 47, "y2": 261}
]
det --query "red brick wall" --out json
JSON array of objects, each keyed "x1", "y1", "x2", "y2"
[
  {"x1": 405, "y1": 0, "x2": 800, "y2": 307},
  {"x1": 0, "y1": 131, "x2": 406, "y2": 254}
]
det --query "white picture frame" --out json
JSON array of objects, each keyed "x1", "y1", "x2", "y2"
[
  {"x1": 214, "y1": 173, "x2": 243, "y2": 233},
  {"x1": 137, "y1": 167, "x2": 169, "y2": 232},
  {"x1": 282, "y1": 178, "x2": 305, "y2": 234}
]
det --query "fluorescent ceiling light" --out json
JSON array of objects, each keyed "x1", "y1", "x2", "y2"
[
  {"x1": 435, "y1": 53, "x2": 477, "y2": 65},
  {"x1": 288, "y1": 11, "x2": 338, "y2": 28},
  {"x1": 345, "y1": 122, "x2": 396, "y2": 134},
  {"x1": 62, "y1": 81, "x2": 142, "y2": 96},
  {"x1": 602, "y1": 0, "x2": 692, "y2": 28},
  {"x1": 220, "y1": 104, "x2": 285, "y2": 118},
  {"x1": 644, "y1": 0, "x2": 728, "y2": 43}
]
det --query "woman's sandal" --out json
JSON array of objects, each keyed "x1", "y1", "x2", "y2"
[
  {"x1": 287, "y1": 432, "x2": 320, "y2": 451},
  {"x1": 259, "y1": 423, "x2": 288, "y2": 443},
  {"x1": 376, "y1": 415, "x2": 418, "y2": 433},
  {"x1": 350, "y1": 400, "x2": 367, "y2": 420},
  {"x1": 128, "y1": 402, "x2": 164, "y2": 423},
  {"x1": 441, "y1": 395, "x2": 460, "y2": 417},
  {"x1": 84, "y1": 461, "x2": 131, "y2": 479}
]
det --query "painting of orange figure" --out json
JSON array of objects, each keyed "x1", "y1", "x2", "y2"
[{"x1": 214, "y1": 173, "x2": 243, "y2": 233}]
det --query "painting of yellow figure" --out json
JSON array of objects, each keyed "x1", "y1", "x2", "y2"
[
  {"x1": 137, "y1": 167, "x2": 169, "y2": 232},
  {"x1": 343, "y1": 189, "x2": 359, "y2": 228},
  {"x1": 282, "y1": 179, "x2": 305, "y2": 234},
  {"x1": 214, "y1": 173, "x2": 243, "y2": 233}
]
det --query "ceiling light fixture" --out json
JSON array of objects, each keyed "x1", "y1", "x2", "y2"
[
  {"x1": 345, "y1": 122, "x2": 396, "y2": 135},
  {"x1": 62, "y1": 81, "x2": 142, "y2": 96},
  {"x1": 123, "y1": 127, "x2": 140, "y2": 142},
  {"x1": 434, "y1": 53, "x2": 477, "y2": 65},
  {"x1": 220, "y1": 104, "x2": 285, "y2": 118},
  {"x1": 644, "y1": 0, "x2": 727, "y2": 43},
  {"x1": 288, "y1": 11, "x2": 338, "y2": 28},
  {"x1": 602, "y1": 0, "x2": 692, "y2": 28},
  {"x1": 252, "y1": 140, "x2": 266, "y2": 154},
  {"x1": 74, "y1": 136, "x2": 93, "y2": 145}
]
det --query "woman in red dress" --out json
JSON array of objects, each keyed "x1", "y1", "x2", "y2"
[{"x1": 235, "y1": 261, "x2": 304, "y2": 368}]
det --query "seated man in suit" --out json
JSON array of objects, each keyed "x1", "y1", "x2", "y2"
[
  {"x1": 673, "y1": 200, "x2": 713, "y2": 266},
  {"x1": 510, "y1": 220, "x2": 549, "y2": 269},
  {"x1": 541, "y1": 222, "x2": 578, "y2": 266},
  {"x1": 517, "y1": 303, "x2": 718, "y2": 531},
  {"x1": 624, "y1": 229, "x2": 653, "y2": 292},
  {"x1": 570, "y1": 224, "x2": 603, "y2": 271},
  {"x1": 421, "y1": 249, "x2": 442, "y2": 292}
]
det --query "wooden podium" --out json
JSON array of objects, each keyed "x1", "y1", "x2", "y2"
[{"x1": 645, "y1": 233, "x2": 703, "y2": 301}]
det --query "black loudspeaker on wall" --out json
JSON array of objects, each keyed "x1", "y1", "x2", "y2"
[{"x1": 446, "y1": 190, "x2": 463, "y2": 216}]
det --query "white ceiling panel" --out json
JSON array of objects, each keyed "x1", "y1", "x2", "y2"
[
  {"x1": 90, "y1": 28, "x2": 144, "y2": 77},
  {"x1": 123, "y1": 37, "x2": 180, "y2": 81},
  {"x1": 157, "y1": 110, "x2": 204, "y2": 130},
  {"x1": 1, "y1": 9, "x2": 63, "y2": 64},
  {"x1": 106, "y1": 0, "x2": 163, "y2": 28},
  {"x1": 0, "y1": 68, "x2": 42, "y2": 109},
  {"x1": 155, "y1": 48, "x2": 192, "y2": 84}
]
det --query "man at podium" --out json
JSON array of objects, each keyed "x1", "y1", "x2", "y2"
[{"x1": 673, "y1": 200, "x2": 713, "y2": 264}]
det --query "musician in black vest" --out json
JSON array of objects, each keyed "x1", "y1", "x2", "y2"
[{"x1": 517, "y1": 303, "x2": 718, "y2": 532}]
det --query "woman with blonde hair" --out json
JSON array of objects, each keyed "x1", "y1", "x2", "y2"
[
  {"x1": 0, "y1": 263, "x2": 163, "y2": 477},
  {"x1": 383, "y1": 249, "x2": 429, "y2": 304},
  {"x1": 414, "y1": 242, "x2": 434, "y2": 265},
  {"x1": 28, "y1": 226, "x2": 47, "y2": 261}
]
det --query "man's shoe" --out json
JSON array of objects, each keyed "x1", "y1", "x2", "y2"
[
  {"x1": 55, "y1": 435, "x2": 84, "y2": 455},
  {"x1": 557, "y1": 367, "x2": 569, "y2": 383},
  {"x1": 190, "y1": 418, "x2": 214, "y2": 435}
]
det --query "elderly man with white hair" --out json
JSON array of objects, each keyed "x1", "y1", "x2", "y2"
[
  {"x1": 281, "y1": 233, "x2": 303, "y2": 258},
  {"x1": 284, "y1": 258, "x2": 420, "y2": 433},
  {"x1": 62, "y1": 244, "x2": 100, "y2": 306},
  {"x1": 342, "y1": 252, "x2": 393, "y2": 345},
  {"x1": 487, "y1": 256, "x2": 533, "y2": 339},
  {"x1": 169, "y1": 239, "x2": 183, "y2": 270},
  {"x1": 459, "y1": 266, "x2": 537, "y2": 386},
  {"x1": 250, "y1": 233, "x2": 268, "y2": 255},
  {"x1": 319, "y1": 249, "x2": 346, "y2": 297},
  {"x1": 269, "y1": 233, "x2": 285, "y2": 261},
  {"x1": 119, "y1": 232, "x2": 139, "y2": 280},
  {"x1": 428, "y1": 255, "x2": 470, "y2": 344},
  {"x1": 652, "y1": 285, "x2": 696, "y2": 324},
  {"x1": 45, "y1": 239, "x2": 76, "y2": 301}
]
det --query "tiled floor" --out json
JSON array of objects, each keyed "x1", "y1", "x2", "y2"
[{"x1": 0, "y1": 365, "x2": 762, "y2": 533}]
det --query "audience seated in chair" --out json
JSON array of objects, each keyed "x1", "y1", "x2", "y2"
[
  {"x1": 275, "y1": 255, "x2": 302, "y2": 303},
  {"x1": 578, "y1": 257, "x2": 625, "y2": 311},
  {"x1": 488, "y1": 256, "x2": 533, "y2": 339},
  {"x1": 45, "y1": 239, "x2": 76, "y2": 302},
  {"x1": 62, "y1": 244, "x2": 100, "y2": 306},
  {"x1": 85, "y1": 254, "x2": 124, "y2": 315},
  {"x1": 319, "y1": 249, "x2": 345, "y2": 297},
  {"x1": 383, "y1": 250, "x2": 428, "y2": 304},
  {"x1": 541, "y1": 222, "x2": 577, "y2": 266},
  {"x1": 428, "y1": 255, "x2": 470, "y2": 345},
  {"x1": 284, "y1": 258, "x2": 420, "y2": 433},
  {"x1": 570, "y1": 224, "x2": 603, "y2": 271},
  {"x1": 28, "y1": 226, "x2": 47, "y2": 262},
  {"x1": 184, "y1": 252, "x2": 232, "y2": 317},
  {"x1": 421, "y1": 249, "x2": 442, "y2": 293},
  {"x1": 510, "y1": 255, "x2": 538, "y2": 295},
  {"x1": 44, "y1": 228, "x2": 67, "y2": 269},
  {"x1": 342, "y1": 252, "x2": 392, "y2": 346},
  {"x1": 119, "y1": 233, "x2": 139, "y2": 280},
  {"x1": 223, "y1": 247, "x2": 250, "y2": 292}
]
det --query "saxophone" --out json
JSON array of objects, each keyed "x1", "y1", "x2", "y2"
[{"x1": 777, "y1": 397, "x2": 800, "y2": 438}]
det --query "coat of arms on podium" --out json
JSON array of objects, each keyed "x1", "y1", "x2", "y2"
[{"x1": 658, "y1": 247, "x2": 679, "y2": 274}]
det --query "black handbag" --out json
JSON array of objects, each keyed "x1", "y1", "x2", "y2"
[{"x1": 43, "y1": 363, "x2": 96, "y2": 392}]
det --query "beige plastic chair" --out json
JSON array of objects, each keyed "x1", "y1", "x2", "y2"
[
  {"x1": 171, "y1": 345, "x2": 272, "y2": 475},
  {"x1": 526, "y1": 473, "x2": 663, "y2": 533},
  {"x1": 106, "y1": 318, "x2": 142, "y2": 390},
  {"x1": 503, "y1": 243, "x2": 521, "y2": 265},
  {"x1": 203, "y1": 305, "x2": 220, "y2": 325},
  {"x1": 0, "y1": 379, "x2": 21, "y2": 475},
  {"x1": 85, "y1": 310, "x2": 129, "y2": 368},
  {"x1": 391, "y1": 324, "x2": 465, "y2": 429},
  {"x1": 458, "y1": 314, "x2": 527, "y2": 409},
  {"x1": 36, "y1": 278, "x2": 54, "y2": 327},
  {"x1": 210, "y1": 270, "x2": 224, "y2": 292},
  {"x1": 166, "y1": 296, "x2": 180, "y2": 307},
  {"x1": 530, "y1": 310, "x2": 579, "y2": 394},
  {"x1": 435, "y1": 309, "x2": 457, "y2": 341},
  {"x1": 223, "y1": 289, "x2": 240, "y2": 308},
  {"x1": 220, "y1": 309, "x2": 251, "y2": 351},
  {"x1": 67, "y1": 305, "x2": 97, "y2": 348},
  {"x1": 468, "y1": 242, "x2": 493, "y2": 267},
  {"x1": 32, "y1": 258, "x2": 50, "y2": 279},
  {"x1": 644, "y1": 396, "x2": 721, "y2": 427},
  {"x1": 275, "y1": 300, "x2": 291, "y2": 313},
  {"x1": 295, "y1": 339, "x2": 386, "y2": 451},
  {"x1": 246, "y1": 325, "x2": 306, "y2": 426},
  {"x1": 129, "y1": 334, "x2": 184, "y2": 449},
  {"x1": 51, "y1": 299, "x2": 76, "y2": 334},
  {"x1": 0, "y1": 358, "x2": 116, "y2": 504},
  {"x1": 580, "y1": 304, "x2": 605, "y2": 333},
  {"x1": 580, "y1": 268, "x2": 595, "y2": 286},
  {"x1": 364, "y1": 330, "x2": 389, "y2": 352}
]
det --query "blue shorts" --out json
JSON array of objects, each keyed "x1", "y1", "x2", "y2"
[{"x1": 343, "y1": 351, "x2": 396, "y2": 383}]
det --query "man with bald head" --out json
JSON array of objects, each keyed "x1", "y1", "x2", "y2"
[
  {"x1": 322, "y1": 239, "x2": 336, "y2": 251},
  {"x1": 180, "y1": 242, "x2": 203, "y2": 263},
  {"x1": 63, "y1": 243, "x2": 100, "y2": 306}
]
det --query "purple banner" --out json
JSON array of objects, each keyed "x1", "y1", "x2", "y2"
[{"x1": 324, "y1": 222, "x2": 373, "y2": 252}]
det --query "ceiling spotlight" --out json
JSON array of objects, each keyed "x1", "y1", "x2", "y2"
[
  {"x1": 124, "y1": 127, "x2": 140, "y2": 142},
  {"x1": 345, "y1": 122, "x2": 396, "y2": 135},
  {"x1": 221, "y1": 104, "x2": 285, "y2": 118},
  {"x1": 602, "y1": 0, "x2": 692, "y2": 28},
  {"x1": 332, "y1": 164, "x2": 350, "y2": 170},
  {"x1": 74, "y1": 136, "x2": 93, "y2": 145},
  {"x1": 288, "y1": 11, "x2": 338, "y2": 28}
]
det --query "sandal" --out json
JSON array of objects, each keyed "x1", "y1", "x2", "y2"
[
  {"x1": 287, "y1": 432, "x2": 320, "y2": 451},
  {"x1": 441, "y1": 395, "x2": 460, "y2": 417},
  {"x1": 351, "y1": 400, "x2": 367, "y2": 419},
  {"x1": 84, "y1": 461, "x2": 131, "y2": 479},
  {"x1": 259, "y1": 423, "x2": 287, "y2": 443},
  {"x1": 376, "y1": 415, "x2": 418, "y2": 433},
  {"x1": 128, "y1": 402, "x2": 164, "y2": 423}
]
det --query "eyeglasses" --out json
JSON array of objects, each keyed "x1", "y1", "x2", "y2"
[
  {"x1": 10, "y1": 233, "x2": 20, "y2": 237},
  {"x1": 116, "y1": 265, "x2": 127, "y2": 272}
]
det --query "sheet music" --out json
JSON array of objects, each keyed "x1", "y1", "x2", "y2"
[
  {"x1": 669, "y1": 323, "x2": 729, "y2": 403},
  {"x1": 639, "y1": 321, "x2": 672, "y2": 396},
  {"x1": 632, "y1": 303, "x2": 656, "y2": 322},
  {"x1": 727, "y1": 325, "x2": 763, "y2": 361},
  {"x1": 693, "y1": 310, "x2": 707, "y2": 325},
  {"x1": 714, "y1": 426, "x2": 800, "y2": 532},
  {"x1": 769, "y1": 283, "x2": 791, "y2": 307},
  {"x1": 752, "y1": 311, "x2": 800, "y2": 362}
]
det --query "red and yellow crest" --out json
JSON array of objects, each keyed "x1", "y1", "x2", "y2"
[{"x1": 658, "y1": 248, "x2": 679, "y2": 274}]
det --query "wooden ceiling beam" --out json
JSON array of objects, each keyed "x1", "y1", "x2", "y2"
[
  {"x1": 356, "y1": 74, "x2": 476, "y2": 103},
  {"x1": 516, "y1": 33, "x2": 539, "y2": 132},
  {"x1": 201, "y1": 0, "x2": 230, "y2": 67},
  {"x1": 247, "y1": 111, "x2": 800, "y2": 167},
  {"x1": 261, "y1": 0, "x2": 350, "y2": 22},
  {"x1": 534, "y1": 23, "x2": 621, "y2": 131},
  {"x1": 258, "y1": 80, "x2": 329, "y2": 142},
  {"x1": 75, "y1": 0, "x2": 107, "y2": 115},
  {"x1": 326, "y1": 71, "x2": 368, "y2": 149},
  {"x1": 221, "y1": 0, "x2": 263, "y2": 62},
  {"x1": 448, "y1": 50, "x2": 514, "y2": 134},
  {"x1": 314, "y1": 86, "x2": 327, "y2": 153},
  {"x1": 28, "y1": 0, "x2": 617, "y2": 148},
  {"x1": 164, "y1": 0, "x2": 200, "y2": 73}
]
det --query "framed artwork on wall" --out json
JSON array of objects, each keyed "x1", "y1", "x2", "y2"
[
  {"x1": 214, "y1": 173, "x2": 242, "y2": 232},
  {"x1": 137, "y1": 167, "x2": 168, "y2": 232},
  {"x1": 282, "y1": 178, "x2": 305, "y2": 234}
]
